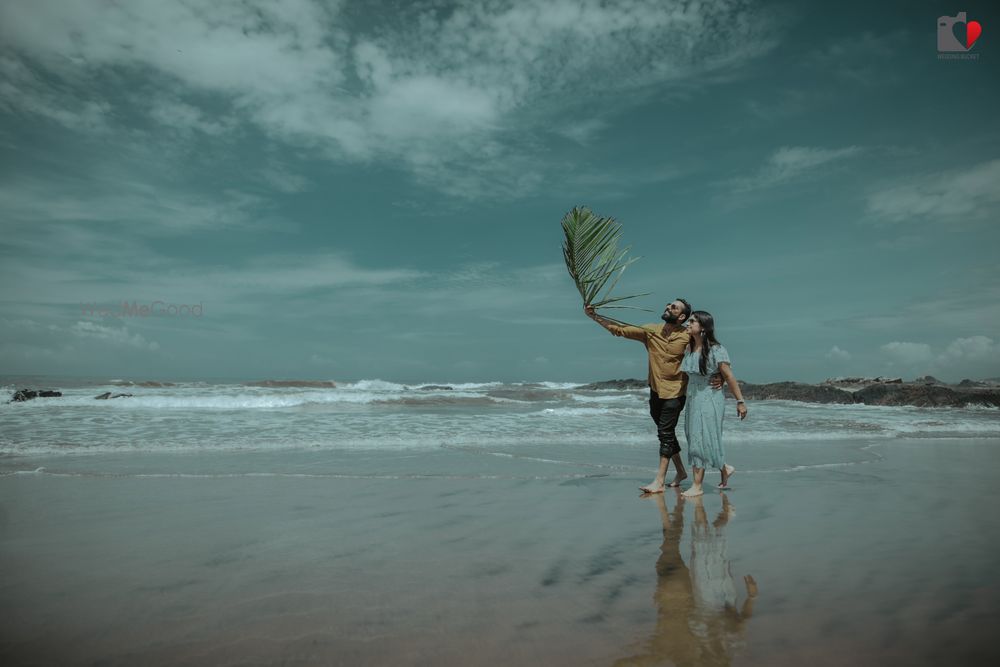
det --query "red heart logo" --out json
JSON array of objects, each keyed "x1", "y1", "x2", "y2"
[{"x1": 967, "y1": 20, "x2": 983, "y2": 49}]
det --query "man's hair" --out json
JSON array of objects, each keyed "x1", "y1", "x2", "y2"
[{"x1": 676, "y1": 298, "x2": 692, "y2": 320}]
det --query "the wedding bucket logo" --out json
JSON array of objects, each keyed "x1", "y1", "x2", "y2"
[{"x1": 938, "y1": 12, "x2": 982, "y2": 59}]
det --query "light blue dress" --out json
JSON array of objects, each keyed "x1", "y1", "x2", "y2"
[{"x1": 681, "y1": 344, "x2": 731, "y2": 470}]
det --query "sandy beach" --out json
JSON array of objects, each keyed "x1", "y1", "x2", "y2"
[{"x1": 2, "y1": 436, "x2": 999, "y2": 666}]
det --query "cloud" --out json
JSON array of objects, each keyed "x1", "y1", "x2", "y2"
[
  {"x1": 0, "y1": 54, "x2": 112, "y2": 132},
  {"x1": 147, "y1": 98, "x2": 233, "y2": 136},
  {"x1": 0, "y1": 176, "x2": 274, "y2": 234},
  {"x1": 879, "y1": 337, "x2": 999, "y2": 379},
  {"x1": 0, "y1": 0, "x2": 779, "y2": 197},
  {"x1": 880, "y1": 341, "x2": 933, "y2": 365},
  {"x1": 803, "y1": 30, "x2": 910, "y2": 87},
  {"x1": 825, "y1": 345, "x2": 851, "y2": 361},
  {"x1": 866, "y1": 159, "x2": 1000, "y2": 224},
  {"x1": 728, "y1": 145, "x2": 863, "y2": 192},
  {"x1": 556, "y1": 118, "x2": 609, "y2": 145},
  {"x1": 0, "y1": 241, "x2": 428, "y2": 311},
  {"x1": 70, "y1": 321, "x2": 160, "y2": 351},
  {"x1": 939, "y1": 336, "x2": 996, "y2": 364}
]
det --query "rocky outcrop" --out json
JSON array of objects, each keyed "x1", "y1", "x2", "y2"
[
  {"x1": 958, "y1": 379, "x2": 995, "y2": 387},
  {"x1": 577, "y1": 378, "x2": 649, "y2": 390},
  {"x1": 581, "y1": 377, "x2": 1000, "y2": 408},
  {"x1": 9, "y1": 389, "x2": 63, "y2": 402},
  {"x1": 824, "y1": 376, "x2": 903, "y2": 389},
  {"x1": 416, "y1": 385, "x2": 454, "y2": 391},
  {"x1": 853, "y1": 384, "x2": 1000, "y2": 408},
  {"x1": 94, "y1": 392, "x2": 133, "y2": 400},
  {"x1": 735, "y1": 382, "x2": 855, "y2": 404}
]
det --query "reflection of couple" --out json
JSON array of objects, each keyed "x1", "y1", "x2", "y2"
[
  {"x1": 585, "y1": 299, "x2": 748, "y2": 496},
  {"x1": 614, "y1": 492, "x2": 757, "y2": 667}
]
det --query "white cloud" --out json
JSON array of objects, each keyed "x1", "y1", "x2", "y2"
[
  {"x1": 878, "y1": 337, "x2": 999, "y2": 379},
  {"x1": 147, "y1": 98, "x2": 233, "y2": 136},
  {"x1": 555, "y1": 118, "x2": 609, "y2": 145},
  {"x1": 867, "y1": 159, "x2": 1000, "y2": 224},
  {"x1": 804, "y1": 30, "x2": 909, "y2": 86},
  {"x1": 0, "y1": 176, "x2": 273, "y2": 233},
  {"x1": 826, "y1": 345, "x2": 851, "y2": 361},
  {"x1": 881, "y1": 341, "x2": 933, "y2": 365},
  {"x1": 70, "y1": 321, "x2": 160, "y2": 351},
  {"x1": 729, "y1": 145, "x2": 863, "y2": 192},
  {"x1": 939, "y1": 336, "x2": 996, "y2": 364},
  {"x1": 0, "y1": 0, "x2": 779, "y2": 197}
]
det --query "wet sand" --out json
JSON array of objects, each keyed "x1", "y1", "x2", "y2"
[{"x1": 2, "y1": 438, "x2": 999, "y2": 665}]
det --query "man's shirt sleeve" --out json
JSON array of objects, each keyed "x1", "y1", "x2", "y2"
[{"x1": 604, "y1": 322, "x2": 650, "y2": 342}]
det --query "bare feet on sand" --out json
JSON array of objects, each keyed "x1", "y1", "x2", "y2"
[
  {"x1": 639, "y1": 481, "x2": 665, "y2": 494},
  {"x1": 718, "y1": 464, "x2": 735, "y2": 489},
  {"x1": 681, "y1": 485, "x2": 704, "y2": 497},
  {"x1": 666, "y1": 473, "x2": 688, "y2": 488}
]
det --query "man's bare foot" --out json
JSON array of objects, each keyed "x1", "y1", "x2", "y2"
[
  {"x1": 639, "y1": 481, "x2": 665, "y2": 494},
  {"x1": 666, "y1": 473, "x2": 688, "y2": 488},
  {"x1": 681, "y1": 485, "x2": 704, "y2": 498}
]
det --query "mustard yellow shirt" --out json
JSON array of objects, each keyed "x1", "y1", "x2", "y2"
[{"x1": 605, "y1": 322, "x2": 690, "y2": 399}]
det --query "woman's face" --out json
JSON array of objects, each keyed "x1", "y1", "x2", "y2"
[{"x1": 687, "y1": 317, "x2": 702, "y2": 337}]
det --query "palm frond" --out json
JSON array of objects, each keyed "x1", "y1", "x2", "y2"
[{"x1": 561, "y1": 206, "x2": 652, "y2": 323}]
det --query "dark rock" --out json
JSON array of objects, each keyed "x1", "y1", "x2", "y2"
[
  {"x1": 9, "y1": 389, "x2": 62, "y2": 402},
  {"x1": 958, "y1": 379, "x2": 984, "y2": 387},
  {"x1": 735, "y1": 382, "x2": 855, "y2": 404},
  {"x1": 915, "y1": 375, "x2": 942, "y2": 384},
  {"x1": 824, "y1": 376, "x2": 903, "y2": 387},
  {"x1": 94, "y1": 392, "x2": 133, "y2": 400},
  {"x1": 577, "y1": 378, "x2": 648, "y2": 390},
  {"x1": 417, "y1": 385, "x2": 454, "y2": 391},
  {"x1": 852, "y1": 384, "x2": 1000, "y2": 408}
]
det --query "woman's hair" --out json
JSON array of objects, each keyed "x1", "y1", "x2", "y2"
[{"x1": 689, "y1": 310, "x2": 721, "y2": 375}]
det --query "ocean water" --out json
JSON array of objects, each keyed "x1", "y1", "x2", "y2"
[{"x1": 2, "y1": 377, "x2": 998, "y2": 464}]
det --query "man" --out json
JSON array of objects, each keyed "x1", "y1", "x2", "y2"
[{"x1": 585, "y1": 298, "x2": 716, "y2": 494}]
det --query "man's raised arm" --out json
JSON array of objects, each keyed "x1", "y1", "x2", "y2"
[{"x1": 584, "y1": 304, "x2": 648, "y2": 342}]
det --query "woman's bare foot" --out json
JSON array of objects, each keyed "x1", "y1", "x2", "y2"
[
  {"x1": 718, "y1": 464, "x2": 735, "y2": 488},
  {"x1": 681, "y1": 485, "x2": 704, "y2": 497},
  {"x1": 639, "y1": 481, "x2": 665, "y2": 494},
  {"x1": 666, "y1": 473, "x2": 688, "y2": 488}
]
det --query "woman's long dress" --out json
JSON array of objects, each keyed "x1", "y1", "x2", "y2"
[{"x1": 681, "y1": 344, "x2": 731, "y2": 470}]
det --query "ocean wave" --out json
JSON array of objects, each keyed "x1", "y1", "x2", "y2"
[
  {"x1": 528, "y1": 406, "x2": 647, "y2": 417},
  {"x1": 243, "y1": 379, "x2": 337, "y2": 388}
]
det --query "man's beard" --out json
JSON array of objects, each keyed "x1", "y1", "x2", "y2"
[{"x1": 663, "y1": 313, "x2": 678, "y2": 324}]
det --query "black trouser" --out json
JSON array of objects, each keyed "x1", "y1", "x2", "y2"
[{"x1": 649, "y1": 390, "x2": 685, "y2": 459}]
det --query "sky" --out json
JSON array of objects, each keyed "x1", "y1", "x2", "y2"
[{"x1": 1, "y1": 0, "x2": 998, "y2": 384}]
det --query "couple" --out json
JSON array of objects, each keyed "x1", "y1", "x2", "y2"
[{"x1": 585, "y1": 298, "x2": 747, "y2": 497}]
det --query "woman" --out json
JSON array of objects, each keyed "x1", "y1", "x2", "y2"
[{"x1": 680, "y1": 311, "x2": 747, "y2": 497}]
